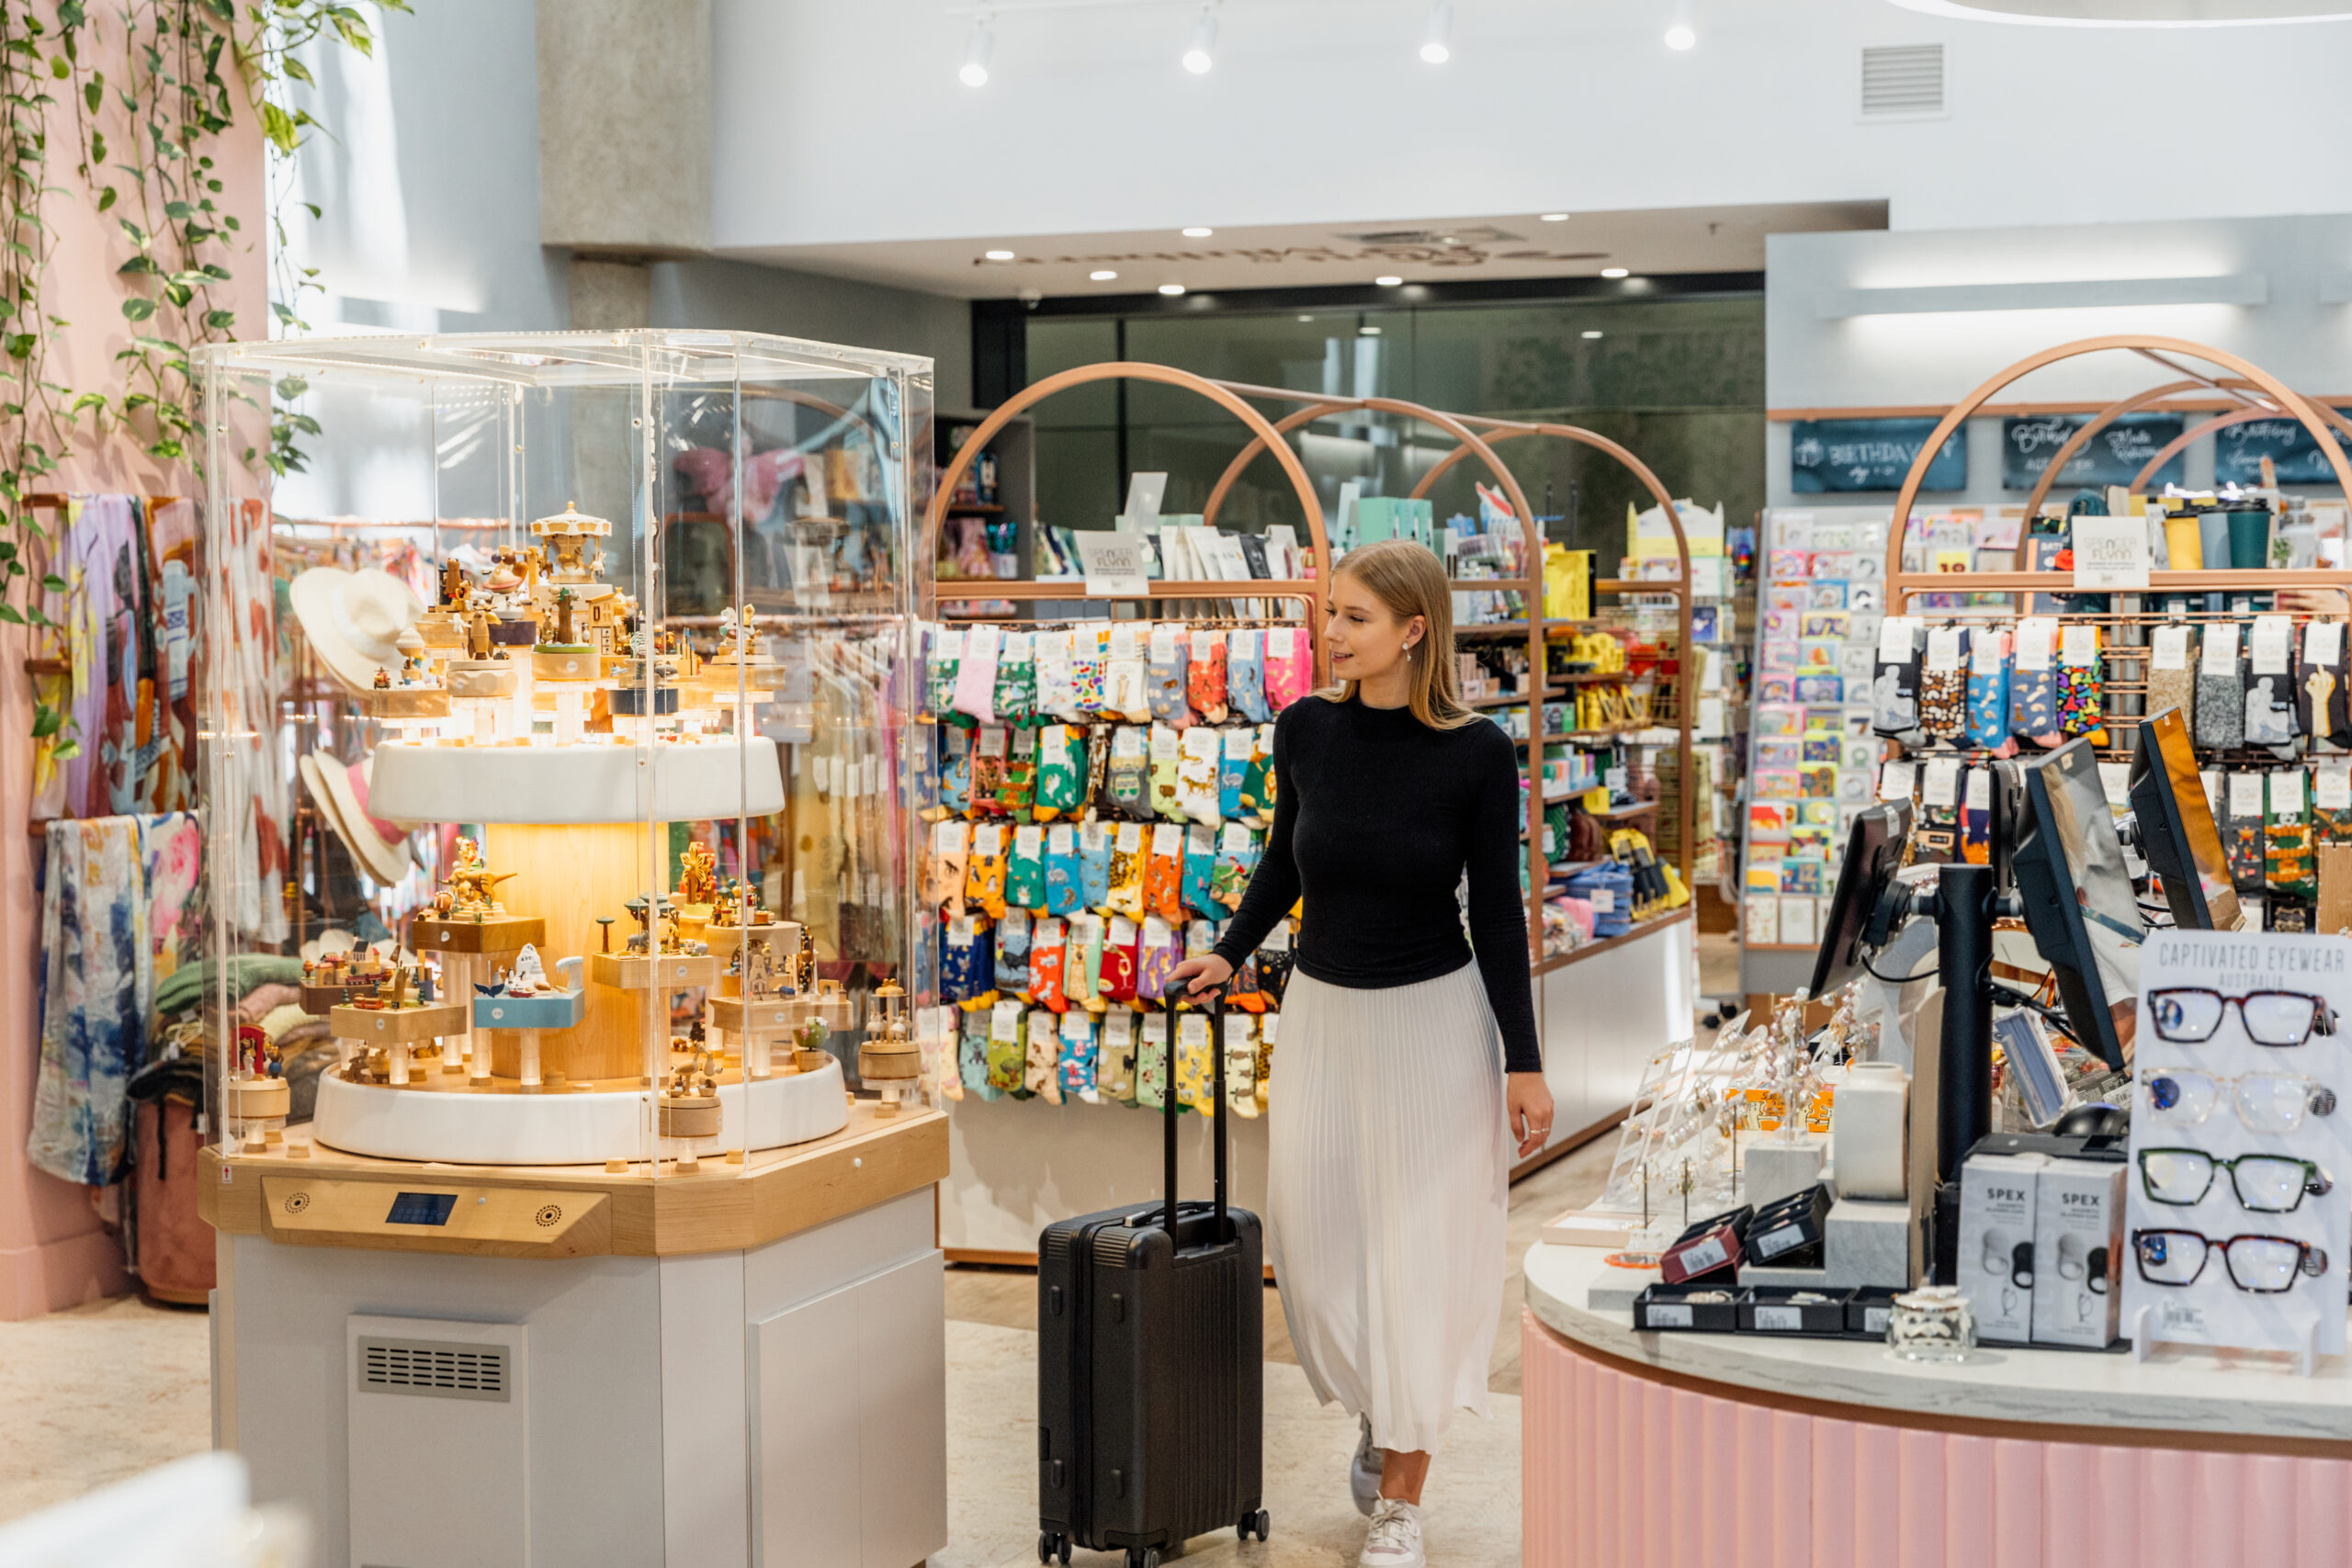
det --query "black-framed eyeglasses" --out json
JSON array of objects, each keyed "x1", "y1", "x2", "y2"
[
  {"x1": 2131, "y1": 1229, "x2": 2329, "y2": 1293},
  {"x1": 2147, "y1": 988, "x2": 2337, "y2": 1048},
  {"x1": 2136, "y1": 1149, "x2": 2333, "y2": 1213}
]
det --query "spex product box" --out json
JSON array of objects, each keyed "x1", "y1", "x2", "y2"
[
  {"x1": 2030, "y1": 1157, "x2": 2125, "y2": 1349},
  {"x1": 1633, "y1": 1282, "x2": 1740, "y2": 1333},
  {"x1": 1736, "y1": 1285, "x2": 1851, "y2": 1337},
  {"x1": 1659, "y1": 1205, "x2": 1754, "y2": 1286},
  {"x1": 1955, "y1": 1151, "x2": 2047, "y2": 1346}
]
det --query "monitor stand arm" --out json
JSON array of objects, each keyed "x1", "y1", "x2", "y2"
[{"x1": 1900, "y1": 863, "x2": 2024, "y2": 1184}]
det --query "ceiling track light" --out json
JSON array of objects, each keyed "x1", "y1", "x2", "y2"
[
  {"x1": 1182, "y1": 3, "x2": 1217, "y2": 73},
  {"x1": 1664, "y1": 0, "x2": 1696, "y2": 50},
  {"x1": 1419, "y1": 0, "x2": 1452, "y2": 62},
  {"x1": 959, "y1": 13, "x2": 993, "y2": 85}
]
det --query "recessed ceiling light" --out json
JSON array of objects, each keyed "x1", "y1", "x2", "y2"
[
  {"x1": 1582, "y1": 330, "x2": 1604, "y2": 339},
  {"x1": 1540, "y1": 212, "x2": 1570, "y2": 222},
  {"x1": 1297, "y1": 315, "x2": 1314, "y2": 322},
  {"x1": 1664, "y1": 22, "x2": 1696, "y2": 49},
  {"x1": 1182, "y1": 3, "x2": 1216, "y2": 73},
  {"x1": 1091, "y1": 269, "x2": 1118, "y2": 281},
  {"x1": 1374, "y1": 276, "x2": 1404, "y2": 288},
  {"x1": 1359, "y1": 325, "x2": 1382, "y2": 336},
  {"x1": 1419, "y1": 0, "x2": 1452, "y2": 62},
  {"x1": 1159, "y1": 283, "x2": 1187, "y2": 296},
  {"x1": 1600, "y1": 266, "x2": 1630, "y2": 278},
  {"x1": 985, "y1": 250, "x2": 1016, "y2": 262},
  {"x1": 1182, "y1": 226, "x2": 1214, "y2": 238}
]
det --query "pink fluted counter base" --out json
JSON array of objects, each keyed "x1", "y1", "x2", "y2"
[{"x1": 1522, "y1": 1310, "x2": 2352, "y2": 1568}]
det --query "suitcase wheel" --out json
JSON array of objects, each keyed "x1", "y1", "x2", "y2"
[
  {"x1": 1125, "y1": 1551, "x2": 1160, "y2": 1568},
  {"x1": 1238, "y1": 1508, "x2": 1272, "y2": 1540},
  {"x1": 1037, "y1": 1532, "x2": 1070, "y2": 1564}
]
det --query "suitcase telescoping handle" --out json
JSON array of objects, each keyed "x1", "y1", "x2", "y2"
[{"x1": 1163, "y1": 984, "x2": 1229, "y2": 1243}]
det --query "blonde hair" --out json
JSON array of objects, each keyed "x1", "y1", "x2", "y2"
[{"x1": 1317, "y1": 538, "x2": 1477, "y2": 729}]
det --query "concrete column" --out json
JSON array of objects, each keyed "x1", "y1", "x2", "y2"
[{"x1": 535, "y1": 0, "x2": 712, "y2": 258}]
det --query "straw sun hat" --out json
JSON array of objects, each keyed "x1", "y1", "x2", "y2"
[{"x1": 288, "y1": 567, "x2": 422, "y2": 695}]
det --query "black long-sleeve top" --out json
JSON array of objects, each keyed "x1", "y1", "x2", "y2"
[{"x1": 1210, "y1": 694, "x2": 1542, "y2": 1073}]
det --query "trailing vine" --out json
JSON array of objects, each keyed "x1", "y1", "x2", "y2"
[{"x1": 0, "y1": 0, "x2": 402, "y2": 750}]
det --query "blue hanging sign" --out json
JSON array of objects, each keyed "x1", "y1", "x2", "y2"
[
  {"x1": 1791, "y1": 418, "x2": 1966, "y2": 494},
  {"x1": 2001, "y1": 412, "x2": 2185, "y2": 491},
  {"x1": 2211, "y1": 412, "x2": 2352, "y2": 487}
]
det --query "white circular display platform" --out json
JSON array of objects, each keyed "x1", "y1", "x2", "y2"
[
  {"x1": 311, "y1": 1056, "x2": 850, "y2": 1165},
  {"x1": 368, "y1": 738, "x2": 786, "y2": 825}
]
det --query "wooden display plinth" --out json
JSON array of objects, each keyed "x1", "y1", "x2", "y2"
[
  {"x1": 227, "y1": 1076, "x2": 292, "y2": 1120},
  {"x1": 362, "y1": 685, "x2": 452, "y2": 720},
  {"x1": 700, "y1": 920, "x2": 799, "y2": 959},
  {"x1": 532, "y1": 646, "x2": 602, "y2": 682},
  {"x1": 329, "y1": 1000, "x2": 469, "y2": 1043},
  {"x1": 710, "y1": 995, "x2": 813, "y2": 1036},
  {"x1": 412, "y1": 914, "x2": 546, "y2": 954},
  {"x1": 201, "y1": 1103, "x2": 948, "y2": 1258},
  {"x1": 591, "y1": 952, "x2": 723, "y2": 991}
]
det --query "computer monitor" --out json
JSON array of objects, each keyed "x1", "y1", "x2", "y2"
[
  {"x1": 2128, "y1": 706, "x2": 2244, "y2": 931},
  {"x1": 1807, "y1": 801, "x2": 1914, "y2": 998},
  {"x1": 2008, "y1": 738, "x2": 2143, "y2": 1070}
]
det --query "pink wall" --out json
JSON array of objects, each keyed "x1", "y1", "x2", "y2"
[
  {"x1": 1521, "y1": 1309, "x2": 2352, "y2": 1568},
  {"x1": 0, "y1": 16, "x2": 266, "y2": 1319}
]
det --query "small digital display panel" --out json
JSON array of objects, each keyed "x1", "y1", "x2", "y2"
[{"x1": 385, "y1": 1191, "x2": 458, "y2": 1226}]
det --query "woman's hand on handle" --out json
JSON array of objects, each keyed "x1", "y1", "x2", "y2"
[
  {"x1": 1171, "y1": 953, "x2": 1234, "y2": 998},
  {"x1": 1508, "y1": 1071, "x2": 1555, "y2": 1159}
]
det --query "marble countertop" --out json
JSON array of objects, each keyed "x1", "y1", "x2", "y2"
[{"x1": 1523, "y1": 1242, "x2": 2352, "y2": 1444}]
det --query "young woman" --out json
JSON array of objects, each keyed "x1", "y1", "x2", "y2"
[{"x1": 1170, "y1": 538, "x2": 1552, "y2": 1568}]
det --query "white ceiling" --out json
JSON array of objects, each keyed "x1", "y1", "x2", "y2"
[{"x1": 717, "y1": 201, "x2": 1890, "y2": 301}]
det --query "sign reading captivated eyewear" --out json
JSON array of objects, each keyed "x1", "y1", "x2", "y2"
[{"x1": 2124, "y1": 929, "x2": 2352, "y2": 1371}]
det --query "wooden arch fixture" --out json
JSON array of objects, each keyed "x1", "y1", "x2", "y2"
[
  {"x1": 2018, "y1": 380, "x2": 2352, "y2": 523},
  {"x1": 1884, "y1": 336, "x2": 2352, "y2": 608},
  {"x1": 1408, "y1": 418, "x2": 1698, "y2": 897},
  {"x1": 923, "y1": 361, "x2": 1335, "y2": 672}
]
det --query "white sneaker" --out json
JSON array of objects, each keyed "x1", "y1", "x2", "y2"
[
  {"x1": 1350, "y1": 1416, "x2": 1381, "y2": 1517},
  {"x1": 1359, "y1": 1498, "x2": 1425, "y2": 1568}
]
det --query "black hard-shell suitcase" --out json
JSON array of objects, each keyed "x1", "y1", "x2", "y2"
[{"x1": 1035, "y1": 992, "x2": 1268, "y2": 1568}]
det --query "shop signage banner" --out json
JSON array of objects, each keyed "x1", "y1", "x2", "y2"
[
  {"x1": 1074, "y1": 530, "x2": 1150, "y2": 597},
  {"x1": 2068, "y1": 513, "x2": 2152, "y2": 590},
  {"x1": 2001, "y1": 412, "x2": 2184, "y2": 492},
  {"x1": 1790, "y1": 418, "x2": 1965, "y2": 494},
  {"x1": 2212, "y1": 412, "x2": 2352, "y2": 487}
]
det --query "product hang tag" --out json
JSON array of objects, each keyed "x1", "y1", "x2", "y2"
[
  {"x1": 1142, "y1": 913, "x2": 1172, "y2": 948},
  {"x1": 2228, "y1": 771, "x2": 2266, "y2": 818},
  {"x1": 989, "y1": 998, "x2": 1023, "y2": 1042},
  {"x1": 1148, "y1": 624, "x2": 1179, "y2": 663},
  {"x1": 1220, "y1": 821, "x2": 1252, "y2": 852},
  {"x1": 2316, "y1": 759, "x2": 2352, "y2": 810},
  {"x1": 1877, "y1": 615, "x2": 1922, "y2": 664},
  {"x1": 934, "y1": 819, "x2": 965, "y2": 855},
  {"x1": 2272, "y1": 769, "x2": 2307, "y2": 815},
  {"x1": 1921, "y1": 755, "x2": 1962, "y2": 807},
  {"x1": 2059, "y1": 624, "x2": 2098, "y2": 667},
  {"x1": 2151, "y1": 625, "x2": 2193, "y2": 671},
  {"x1": 1140, "y1": 1012, "x2": 1167, "y2": 1048},
  {"x1": 1261, "y1": 921, "x2": 1292, "y2": 952},
  {"x1": 1223, "y1": 728, "x2": 1254, "y2": 760},
  {"x1": 1965, "y1": 765, "x2": 1992, "y2": 809},
  {"x1": 1047, "y1": 823, "x2": 1076, "y2": 854},
  {"x1": 1113, "y1": 725, "x2": 1146, "y2": 760},
  {"x1": 1035, "y1": 915, "x2": 1065, "y2": 945},
  {"x1": 1081, "y1": 820, "x2": 1108, "y2": 853},
  {"x1": 950, "y1": 916, "x2": 977, "y2": 945},
  {"x1": 936, "y1": 626, "x2": 966, "y2": 659},
  {"x1": 978, "y1": 724, "x2": 1009, "y2": 759},
  {"x1": 1150, "y1": 822, "x2": 1184, "y2": 856},
  {"x1": 1110, "y1": 624, "x2": 1141, "y2": 660},
  {"x1": 973, "y1": 823, "x2": 1004, "y2": 858},
  {"x1": 1110, "y1": 914, "x2": 1137, "y2": 946},
  {"x1": 966, "y1": 625, "x2": 1002, "y2": 660},
  {"x1": 2200, "y1": 768, "x2": 2222, "y2": 819},
  {"x1": 1149, "y1": 725, "x2": 1180, "y2": 762},
  {"x1": 1014, "y1": 824, "x2": 1043, "y2": 855},
  {"x1": 1190, "y1": 628, "x2": 1219, "y2": 660},
  {"x1": 2203, "y1": 621, "x2": 2243, "y2": 673},
  {"x1": 1924, "y1": 626, "x2": 1967, "y2": 671},
  {"x1": 1878, "y1": 758, "x2": 1917, "y2": 802},
  {"x1": 2252, "y1": 614, "x2": 2294, "y2": 675},
  {"x1": 1115, "y1": 821, "x2": 1143, "y2": 853},
  {"x1": 1971, "y1": 630, "x2": 2007, "y2": 673},
  {"x1": 2015, "y1": 617, "x2": 2057, "y2": 671},
  {"x1": 1001, "y1": 629, "x2": 1034, "y2": 661},
  {"x1": 2309, "y1": 619, "x2": 2346, "y2": 670},
  {"x1": 1012, "y1": 728, "x2": 1037, "y2": 759},
  {"x1": 1179, "y1": 1014, "x2": 1209, "y2": 1050},
  {"x1": 2068, "y1": 513, "x2": 2152, "y2": 591},
  {"x1": 1105, "y1": 1009, "x2": 1132, "y2": 1047}
]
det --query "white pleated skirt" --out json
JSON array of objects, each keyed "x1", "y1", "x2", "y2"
[{"x1": 1267, "y1": 961, "x2": 1512, "y2": 1455}]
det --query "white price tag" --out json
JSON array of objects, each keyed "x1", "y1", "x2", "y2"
[
  {"x1": 1921, "y1": 755, "x2": 1962, "y2": 807},
  {"x1": 1113, "y1": 725, "x2": 1146, "y2": 761},
  {"x1": 2308, "y1": 620, "x2": 2345, "y2": 669},
  {"x1": 1675, "y1": 1235, "x2": 1729, "y2": 1275},
  {"x1": 1965, "y1": 766, "x2": 1991, "y2": 809},
  {"x1": 2252, "y1": 615, "x2": 2294, "y2": 675},
  {"x1": 1014, "y1": 824, "x2": 1043, "y2": 855},
  {"x1": 2273, "y1": 770, "x2": 2307, "y2": 814},
  {"x1": 2151, "y1": 625, "x2": 2193, "y2": 671},
  {"x1": 1190, "y1": 629, "x2": 1218, "y2": 660},
  {"x1": 1148, "y1": 625, "x2": 1179, "y2": 662},
  {"x1": 1877, "y1": 615, "x2": 1921, "y2": 664},
  {"x1": 933, "y1": 819, "x2": 965, "y2": 854},
  {"x1": 936, "y1": 626, "x2": 966, "y2": 659},
  {"x1": 1149, "y1": 725, "x2": 1180, "y2": 762},
  {"x1": 1878, "y1": 759, "x2": 1917, "y2": 803},
  {"x1": 2203, "y1": 621, "x2": 2243, "y2": 674},
  {"x1": 1115, "y1": 822, "x2": 1143, "y2": 852},
  {"x1": 1001, "y1": 629, "x2": 1033, "y2": 660},
  {"x1": 1012, "y1": 728, "x2": 1036, "y2": 759},
  {"x1": 2016, "y1": 618, "x2": 2057, "y2": 671},
  {"x1": 978, "y1": 725, "x2": 1008, "y2": 759},
  {"x1": 2317, "y1": 760, "x2": 2352, "y2": 810},
  {"x1": 2229, "y1": 772, "x2": 2266, "y2": 818},
  {"x1": 1081, "y1": 820, "x2": 1108, "y2": 853},
  {"x1": 1590, "y1": 889, "x2": 1615, "y2": 912},
  {"x1": 1972, "y1": 631, "x2": 2006, "y2": 674},
  {"x1": 1753, "y1": 1304, "x2": 1804, "y2": 1332},
  {"x1": 1048, "y1": 824, "x2": 1076, "y2": 854},
  {"x1": 1110, "y1": 624, "x2": 1140, "y2": 660},
  {"x1": 972, "y1": 824, "x2": 1003, "y2": 858},
  {"x1": 1109, "y1": 915, "x2": 1137, "y2": 946},
  {"x1": 1925, "y1": 626, "x2": 1966, "y2": 671},
  {"x1": 1221, "y1": 821, "x2": 1252, "y2": 852},
  {"x1": 1223, "y1": 728, "x2": 1254, "y2": 759},
  {"x1": 1142, "y1": 914, "x2": 1172, "y2": 947},
  {"x1": 1150, "y1": 822, "x2": 1183, "y2": 855},
  {"x1": 1645, "y1": 1304, "x2": 1694, "y2": 1329},
  {"x1": 2060, "y1": 624, "x2": 2098, "y2": 667}
]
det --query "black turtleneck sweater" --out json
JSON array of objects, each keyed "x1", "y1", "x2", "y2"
[{"x1": 1211, "y1": 694, "x2": 1542, "y2": 1073}]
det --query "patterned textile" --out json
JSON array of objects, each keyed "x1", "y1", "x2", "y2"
[
  {"x1": 29, "y1": 818, "x2": 153, "y2": 1185},
  {"x1": 215, "y1": 498, "x2": 288, "y2": 943}
]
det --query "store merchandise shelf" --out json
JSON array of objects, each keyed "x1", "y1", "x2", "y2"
[
  {"x1": 1467, "y1": 685, "x2": 1566, "y2": 709},
  {"x1": 1533, "y1": 905, "x2": 1692, "y2": 976}
]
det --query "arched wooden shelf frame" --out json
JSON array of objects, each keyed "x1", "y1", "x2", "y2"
[
  {"x1": 1885, "y1": 336, "x2": 2352, "y2": 610},
  {"x1": 2018, "y1": 379, "x2": 2352, "y2": 522}
]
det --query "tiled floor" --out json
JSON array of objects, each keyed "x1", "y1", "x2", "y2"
[{"x1": 0, "y1": 1119, "x2": 1622, "y2": 1564}]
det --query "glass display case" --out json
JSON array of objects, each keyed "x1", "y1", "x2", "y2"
[{"x1": 197, "y1": 330, "x2": 932, "y2": 1179}]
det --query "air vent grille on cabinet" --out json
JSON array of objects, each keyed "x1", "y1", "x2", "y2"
[
  {"x1": 1860, "y1": 44, "x2": 1944, "y2": 118},
  {"x1": 357, "y1": 1337, "x2": 511, "y2": 1402}
]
